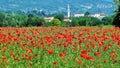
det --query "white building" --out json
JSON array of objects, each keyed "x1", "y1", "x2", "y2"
[
  {"x1": 74, "y1": 14, "x2": 84, "y2": 17},
  {"x1": 44, "y1": 17, "x2": 54, "y2": 22},
  {"x1": 74, "y1": 13, "x2": 107, "y2": 19},
  {"x1": 89, "y1": 13, "x2": 107, "y2": 19},
  {"x1": 89, "y1": 14, "x2": 100, "y2": 18}
]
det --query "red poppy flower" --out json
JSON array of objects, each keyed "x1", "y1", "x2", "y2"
[
  {"x1": 9, "y1": 50, "x2": 14, "y2": 56},
  {"x1": 103, "y1": 46, "x2": 108, "y2": 52},
  {"x1": 59, "y1": 52, "x2": 66, "y2": 57},
  {"x1": 34, "y1": 54, "x2": 38, "y2": 58},
  {"x1": 53, "y1": 61, "x2": 58, "y2": 66},
  {"x1": 80, "y1": 53, "x2": 87, "y2": 59},
  {"x1": 80, "y1": 53, "x2": 93, "y2": 60},
  {"x1": 13, "y1": 56, "x2": 20, "y2": 61},
  {"x1": 103, "y1": 60, "x2": 107, "y2": 63},
  {"x1": 25, "y1": 54, "x2": 29, "y2": 60},
  {"x1": 47, "y1": 49, "x2": 54, "y2": 54},
  {"x1": 86, "y1": 55, "x2": 93, "y2": 60},
  {"x1": 113, "y1": 60, "x2": 117, "y2": 64},
  {"x1": 29, "y1": 49, "x2": 33, "y2": 53},
  {"x1": 29, "y1": 56, "x2": 33, "y2": 60},
  {"x1": 2, "y1": 57, "x2": 7, "y2": 61},
  {"x1": 94, "y1": 52, "x2": 101, "y2": 57},
  {"x1": 110, "y1": 53, "x2": 116, "y2": 59},
  {"x1": 81, "y1": 50, "x2": 88, "y2": 54},
  {"x1": 77, "y1": 60, "x2": 82, "y2": 64}
]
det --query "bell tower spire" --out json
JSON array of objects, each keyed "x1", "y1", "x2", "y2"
[{"x1": 68, "y1": 4, "x2": 70, "y2": 18}]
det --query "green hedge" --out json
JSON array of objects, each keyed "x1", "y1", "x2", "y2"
[{"x1": 70, "y1": 16, "x2": 104, "y2": 27}]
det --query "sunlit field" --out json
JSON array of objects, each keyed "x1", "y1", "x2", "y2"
[{"x1": 0, "y1": 26, "x2": 120, "y2": 68}]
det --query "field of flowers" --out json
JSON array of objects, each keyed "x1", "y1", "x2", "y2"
[{"x1": 0, "y1": 27, "x2": 120, "y2": 68}]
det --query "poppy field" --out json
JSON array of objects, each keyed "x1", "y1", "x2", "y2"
[{"x1": 0, "y1": 27, "x2": 120, "y2": 68}]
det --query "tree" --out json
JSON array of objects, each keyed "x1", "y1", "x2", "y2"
[
  {"x1": 27, "y1": 14, "x2": 37, "y2": 26},
  {"x1": 4, "y1": 17, "x2": 17, "y2": 27},
  {"x1": 113, "y1": 0, "x2": 120, "y2": 5},
  {"x1": 89, "y1": 17, "x2": 103, "y2": 26},
  {"x1": 27, "y1": 14, "x2": 44, "y2": 27},
  {"x1": 54, "y1": 14, "x2": 64, "y2": 21},
  {"x1": 112, "y1": 0, "x2": 120, "y2": 27},
  {"x1": 0, "y1": 12, "x2": 5, "y2": 26},
  {"x1": 70, "y1": 17, "x2": 79, "y2": 26},
  {"x1": 51, "y1": 18, "x2": 61, "y2": 26},
  {"x1": 84, "y1": 11, "x2": 90, "y2": 16},
  {"x1": 102, "y1": 16, "x2": 113, "y2": 25},
  {"x1": 34, "y1": 17, "x2": 45, "y2": 26}
]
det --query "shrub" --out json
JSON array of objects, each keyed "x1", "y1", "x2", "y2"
[{"x1": 51, "y1": 18, "x2": 61, "y2": 26}]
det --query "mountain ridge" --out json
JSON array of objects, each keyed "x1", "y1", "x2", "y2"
[{"x1": 0, "y1": 0, "x2": 114, "y2": 15}]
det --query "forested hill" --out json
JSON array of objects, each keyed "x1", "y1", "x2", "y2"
[{"x1": 0, "y1": 0, "x2": 114, "y2": 15}]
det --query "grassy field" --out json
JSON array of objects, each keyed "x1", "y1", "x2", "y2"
[{"x1": 0, "y1": 26, "x2": 120, "y2": 68}]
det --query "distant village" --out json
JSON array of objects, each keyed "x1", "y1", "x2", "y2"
[
  {"x1": 0, "y1": 3, "x2": 109, "y2": 27},
  {"x1": 44, "y1": 4, "x2": 107, "y2": 22}
]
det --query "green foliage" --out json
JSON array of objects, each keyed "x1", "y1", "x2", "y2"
[
  {"x1": 26, "y1": 14, "x2": 44, "y2": 27},
  {"x1": 51, "y1": 18, "x2": 61, "y2": 26},
  {"x1": 89, "y1": 17, "x2": 103, "y2": 26},
  {"x1": 3, "y1": 14, "x2": 28, "y2": 27},
  {"x1": 84, "y1": 11, "x2": 90, "y2": 16},
  {"x1": 5, "y1": 17, "x2": 18, "y2": 27},
  {"x1": 102, "y1": 16, "x2": 113, "y2": 25},
  {"x1": 0, "y1": 12, "x2": 5, "y2": 26},
  {"x1": 112, "y1": 0, "x2": 120, "y2": 27},
  {"x1": 113, "y1": 0, "x2": 120, "y2": 6},
  {"x1": 43, "y1": 22, "x2": 51, "y2": 27},
  {"x1": 0, "y1": 11, "x2": 114, "y2": 27},
  {"x1": 70, "y1": 16, "x2": 103, "y2": 26},
  {"x1": 0, "y1": 12, "x2": 45, "y2": 27},
  {"x1": 34, "y1": 17, "x2": 45, "y2": 26},
  {"x1": 54, "y1": 14, "x2": 64, "y2": 21},
  {"x1": 61, "y1": 21, "x2": 67, "y2": 27},
  {"x1": 70, "y1": 17, "x2": 79, "y2": 26}
]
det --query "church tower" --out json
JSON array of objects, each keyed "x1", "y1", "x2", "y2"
[
  {"x1": 64, "y1": 3, "x2": 71, "y2": 24},
  {"x1": 68, "y1": 4, "x2": 70, "y2": 18}
]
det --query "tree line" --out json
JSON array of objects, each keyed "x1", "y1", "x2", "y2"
[{"x1": 0, "y1": 11, "x2": 114, "y2": 27}]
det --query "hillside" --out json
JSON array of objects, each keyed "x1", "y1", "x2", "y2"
[{"x1": 0, "y1": 0, "x2": 114, "y2": 15}]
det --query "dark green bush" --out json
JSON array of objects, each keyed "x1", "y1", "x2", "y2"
[
  {"x1": 26, "y1": 14, "x2": 44, "y2": 27},
  {"x1": 0, "y1": 12, "x2": 5, "y2": 27},
  {"x1": 112, "y1": 6, "x2": 120, "y2": 27},
  {"x1": 89, "y1": 17, "x2": 103, "y2": 26},
  {"x1": 102, "y1": 16, "x2": 113, "y2": 25}
]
